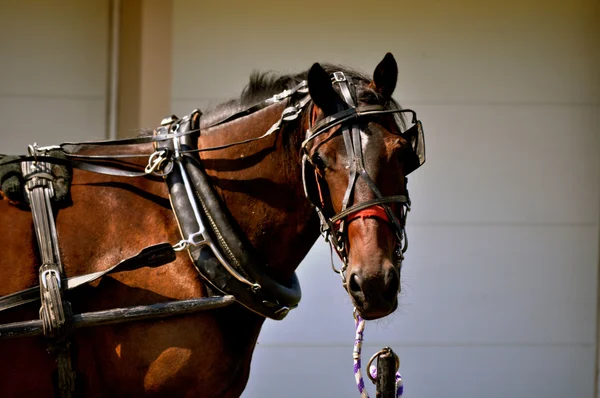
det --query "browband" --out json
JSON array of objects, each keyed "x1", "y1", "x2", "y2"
[{"x1": 302, "y1": 106, "x2": 417, "y2": 151}]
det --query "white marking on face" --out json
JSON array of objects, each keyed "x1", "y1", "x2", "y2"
[{"x1": 361, "y1": 130, "x2": 369, "y2": 153}]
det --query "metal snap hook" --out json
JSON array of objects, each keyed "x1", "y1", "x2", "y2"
[{"x1": 145, "y1": 150, "x2": 172, "y2": 175}]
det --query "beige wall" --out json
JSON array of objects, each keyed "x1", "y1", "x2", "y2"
[
  {"x1": 172, "y1": 0, "x2": 598, "y2": 110},
  {"x1": 0, "y1": 0, "x2": 109, "y2": 153},
  {"x1": 172, "y1": 1, "x2": 599, "y2": 397},
  {"x1": 117, "y1": 0, "x2": 172, "y2": 137},
  {"x1": 0, "y1": 0, "x2": 172, "y2": 149}
]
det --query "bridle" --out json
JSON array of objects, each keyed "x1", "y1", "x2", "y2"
[{"x1": 300, "y1": 71, "x2": 424, "y2": 282}]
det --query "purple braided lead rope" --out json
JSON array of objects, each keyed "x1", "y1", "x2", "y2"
[{"x1": 353, "y1": 311, "x2": 403, "y2": 398}]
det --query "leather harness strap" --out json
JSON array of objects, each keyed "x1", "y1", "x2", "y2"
[
  {"x1": 0, "y1": 243, "x2": 176, "y2": 313},
  {"x1": 22, "y1": 157, "x2": 76, "y2": 398}
]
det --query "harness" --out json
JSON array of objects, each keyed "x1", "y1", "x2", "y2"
[{"x1": 0, "y1": 71, "x2": 424, "y2": 397}]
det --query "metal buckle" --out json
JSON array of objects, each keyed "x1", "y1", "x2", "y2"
[
  {"x1": 332, "y1": 71, "x2": 346, "y2": 83},
  {"x1": 41, "y1": 269, "x2": 61, "y2": 290}
]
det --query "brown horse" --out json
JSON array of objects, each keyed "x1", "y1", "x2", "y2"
[{"x1": 0, "y1": 53, "x2": 424, "y2": 397}]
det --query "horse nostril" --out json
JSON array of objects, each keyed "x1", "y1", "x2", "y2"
[{"x1": 349, "y1": 273, "x2": 362, "y2": 294}]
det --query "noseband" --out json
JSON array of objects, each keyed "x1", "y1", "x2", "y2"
[{"x1": 301, "y1": 71, "x2": 423, "y2": 281}]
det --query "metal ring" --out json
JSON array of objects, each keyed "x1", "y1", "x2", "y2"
[
  {"x1": 151, "y1": 160, "x2": 174, "y2": 177},
  {"x1": 366, "y1": 347, "x2": 400, "y2": 384}
]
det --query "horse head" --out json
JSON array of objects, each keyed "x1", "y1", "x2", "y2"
[{"x1": 302, "y1": 53, "x2": 424, "y2": 320}]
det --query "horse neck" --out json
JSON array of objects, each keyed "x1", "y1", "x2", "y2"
[{"x1": 198, "y1": 102, "x2": 320, "y2": 282}]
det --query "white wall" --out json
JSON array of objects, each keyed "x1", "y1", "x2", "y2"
[
  {"x1": 0, "y1": 0, "x2": 109, "y2": 154},
  {"x1": 172, "y1": 0, "x2": 600, "y2": 396}
]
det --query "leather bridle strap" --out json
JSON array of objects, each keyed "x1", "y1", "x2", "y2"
[{"x1": 329, "y1": 195, "x2": 408, "y2": 224}]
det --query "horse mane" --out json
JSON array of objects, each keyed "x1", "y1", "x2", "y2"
[{"x1": 201, "y1": 65, "x2": 405, "y2": 129}]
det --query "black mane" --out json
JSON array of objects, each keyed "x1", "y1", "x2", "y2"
[
  {"x1": 242, "y1": 65, "x2": 375, "y2": 105},
  {"x1": 201, "y1": 65, "x2": 398, "y2": 128}
]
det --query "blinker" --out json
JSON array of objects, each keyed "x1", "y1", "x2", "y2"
[{"x1": 401, "y1": 120, "x2": 425, "y2": 175}]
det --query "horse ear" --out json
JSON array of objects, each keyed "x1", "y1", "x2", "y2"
[
  {"x1": 372, "y1": 53, "x2": 398, "y2": 99},
  {"x1": 308, "y1": 63, "x2": 342, "y2": 115}
]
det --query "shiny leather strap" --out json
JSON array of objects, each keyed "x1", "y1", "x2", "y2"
[
  {"x1": 0, "y1": 243, "x2": 176, "y2": 313},
  {"x1": 330, "y1": 196, "x2": 408, "y2": 224}
]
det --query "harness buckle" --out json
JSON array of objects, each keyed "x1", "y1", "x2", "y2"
[
  {"x1": 332, "y1": 72, "x2": 346, "y2": 83},
  {"x1": 41, "y1": 268, "x2": 61, "y2": 290}
]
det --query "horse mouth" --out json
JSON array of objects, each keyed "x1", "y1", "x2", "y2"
[{"x1": 349, "y1": 292, "x2": 399, "y2": 321}]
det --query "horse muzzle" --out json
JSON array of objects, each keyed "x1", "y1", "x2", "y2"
[{"x1": 346, "y1": 262, "x2": 400, "y2": 320}]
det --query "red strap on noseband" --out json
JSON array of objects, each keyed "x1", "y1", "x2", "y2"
[
  {"x1": 314, "y1": 170, "x2": 390, "y2": 227},
  {"x1": 334, "y1": 205, "x2": 390, "y2": 227}
]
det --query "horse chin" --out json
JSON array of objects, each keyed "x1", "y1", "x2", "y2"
[{"x1": 352, "y1": 296, "x2": 398, "y2": 321}]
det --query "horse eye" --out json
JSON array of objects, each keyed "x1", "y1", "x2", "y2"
[{"x1": 312, "y1": 153, "x2": 326, "y2": 170}]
